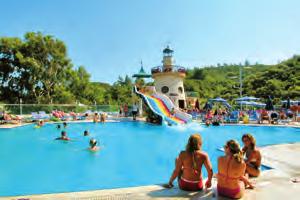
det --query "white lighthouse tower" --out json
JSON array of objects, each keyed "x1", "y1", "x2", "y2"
[{"x1": 151, "y1": 46, "x2": 187, "y2": 109}]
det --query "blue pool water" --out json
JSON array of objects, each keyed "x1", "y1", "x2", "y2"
[{"x1": 0, "y1": 122, "x2": 299, "y2": 196}]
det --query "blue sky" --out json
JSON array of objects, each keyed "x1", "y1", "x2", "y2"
[{"x1": 0, "y1": 0, "x2": 299, "y2": 83}]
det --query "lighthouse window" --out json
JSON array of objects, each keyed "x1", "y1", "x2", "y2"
[
  {"x1": 161, "y1": 86, "x2": 169, "y2": 94},
  {"x1": 178, "y1": 87, "x2": 183, "y2": 94}
]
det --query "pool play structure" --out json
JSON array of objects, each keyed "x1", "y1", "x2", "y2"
[
  {"x1": 0, "y1": 122, "x2": 299, "y2": 197},
  {"x1": 133, "y1": 46, "x2": 193, "y2": 125},
  {"x1": 134, "y1": 86, "x2": 192, "y2": 125}
]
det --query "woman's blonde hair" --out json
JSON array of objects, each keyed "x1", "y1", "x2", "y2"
[
  {"x1": 186, "y1": 134, "x2": 202, "y2": 153},
  {"x1": 226, "y1": 140, "x2": 243, "y2": 163},
  {"x1": 242, "y1": 133, "x2": 256, "y2": 150}
]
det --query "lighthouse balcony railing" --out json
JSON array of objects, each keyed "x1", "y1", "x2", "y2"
[{"x1": 151, "y1": 65, "x2": 186, "y2": 74}]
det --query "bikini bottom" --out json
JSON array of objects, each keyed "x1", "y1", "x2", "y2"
[
  {"x1": 217, "y1": 184, "x2": 241, "y2": 199},
  {"x1": 178, "y1": 177, "x2": 203, "y2": 191}
]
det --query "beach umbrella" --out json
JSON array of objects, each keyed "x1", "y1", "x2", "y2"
[
  {"x1": 265, "y1": 96, "x2": 274, "y2": 111},
  {"x1": 237, "y1": 101, "x2": 253, "y2": 105},
  {"x1": 209, "y1": 97, "x2": 227, "y2": 103},
  {"x1": 236, "y1": 96, "x2": 259, "y2": 101},
  {"x1": 224, "y1": 102, "x2": 232, "y2": 109},
  {"x1": 249, "y1": 102, "x2": 266, "y2": 107}
]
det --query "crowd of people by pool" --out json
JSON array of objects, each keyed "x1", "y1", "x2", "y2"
[
  {"x1": 186, "y1": 103, "x2": 300, "y2": 126},
  {"x1": 164, "y1": 133, "x2": 261, "y2": 199}
]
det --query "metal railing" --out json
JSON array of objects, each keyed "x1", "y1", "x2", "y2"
[
  {"x1": 151, "y1": 65, "x2": 186, "y2": 74},
  {"x1": 0, "y1": 104, "x2": 119, "y2": 115}
]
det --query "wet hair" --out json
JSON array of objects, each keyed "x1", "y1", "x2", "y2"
[
  {"x1": 61, "y1": 131, "x2": 67, "y2": 136},
  {"x1": 84, "y1": 130, "x2": 89, "y2": 136},
  {"x1": 225, "y1": 140, "x2": 243, "y2": 163},
  {"x1": 63, "y1": 122, "x2": 67, "y2": 127},
  {"x1": 242, "y1": 133, "x2": 256, "y2": 150},
  {"x1": 89, "y1": 138, "x2": 97, "y2": 148},
  {"x1": 57, "y1": 124, "x2": 61, "y2": 129},
  {"x1": 186, "y1": 134, "x2": 202, "y2": 153}
]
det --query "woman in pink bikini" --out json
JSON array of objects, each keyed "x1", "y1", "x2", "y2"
[
  {"x1": 217, "y1": 140, "x2": 254, "y2": 199},
  {"x1": 165, "y1": 134, "x2": 213, "y2": 191}
]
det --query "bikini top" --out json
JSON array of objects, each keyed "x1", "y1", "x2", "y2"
[
  {"x1": 245, "y1": 148, "x2": 259, "y2": 166},
  {"x1": 218, "y1": 156, "x2": 241, "y2": 181},
  {"x1": 182, "y1": 152, "x2": 201, "y2": 176}
]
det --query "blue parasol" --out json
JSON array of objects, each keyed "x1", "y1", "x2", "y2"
[
  {"x1": 209, "y1": 97, "x2": 227, "y2": 103},
  {"x1": 236, "y1": 96, "x2": 259, "y2": 101}
]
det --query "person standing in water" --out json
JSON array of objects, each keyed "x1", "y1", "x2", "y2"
[
  {"x1": 89, "y1": 138, "x2": 99, "y2": 151},
  {"x1": 55, "y1": 131, "x2": 70, "y2": 141}
]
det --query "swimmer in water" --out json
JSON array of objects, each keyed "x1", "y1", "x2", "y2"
[
  {"x1": 89, "y1": 138, "x2": 99, "y2": 151},
  {"x1": 56, "y1": 124, "x2": 61, "y2": 130},
  {"x1": 63, "y1": 122, "x2": 67, "y2": 128},
  {"x1": 84, "y1": 130, "x2": 89, "y2": 136},
  {"x1": 55, "y1": 131, "x2": 70, "y2": 141},
  {"x1": 37, "y1": 120, "x2": 44, "y2": 127}
]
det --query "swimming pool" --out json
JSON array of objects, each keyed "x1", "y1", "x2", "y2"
[{"x1": 0, "y1": 122, "x2": 299, "y2": 196}]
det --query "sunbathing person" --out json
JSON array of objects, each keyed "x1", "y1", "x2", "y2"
[
  {"x1": 270, "y1": 112, "x2": 279, "y2": 124},
  {"x1": 259, "y1": 109, "x2": 270, "y2": 124},
  {"x1": 3, "y1": 112, "x2": 21, "y2": 124},
  {"x1": 93, "y1": 112, "x2": 99, "y2": 123},
  {"x1": 217, "y1": 140, "x2": 254, "y2": 199},
  {"x1": 242, "y1": 134, "x2": 261, "y2": 177},
  {"x1": 100, "y1": 113, "x2": 106, "y2": 122},
  {"x1": 165, "y1": 134, "x2": 213, "y2": 191},
  {"x1": 89, "y1": 138, "x2": 99, "y2": 151},
  {"x1": 279, "y1": 110, "x2": 287, "y2": 120},
  {"x1": 55, "y1": 131, "x2": 70, "y2": 141}
]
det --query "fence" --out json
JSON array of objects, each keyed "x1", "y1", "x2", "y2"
[{"x1": 0, "y1": 104, "x2": 119, "y2": 115}]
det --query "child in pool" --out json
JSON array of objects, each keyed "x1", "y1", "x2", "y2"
[
  {"x1": 63, "y1": 122, "x2": 67, "y2": 128},
  {"x1": 89, "y1": 138, "x2": 99, "y2": 151},
  {"x1": 84, "y1": 130, "x2": 89, "y2": 136},
  {"x1": 55, "y1": 131, "x2": 70, "y2": 141}
]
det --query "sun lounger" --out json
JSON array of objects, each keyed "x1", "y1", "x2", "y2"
[
  {"x1": 249, "y1": 111, "x2": 259, "y2": 123},
  {"x1": 225, "y1": 111, "x2": 239, "y2": 123},
  {"x1": 38, "y1": 111, "x2": 50, "y2": 120}
]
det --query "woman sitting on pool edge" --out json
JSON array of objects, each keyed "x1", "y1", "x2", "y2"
[
  {"x1": 89, "y1": 138, "x2": 99, "y2": 151},
  {"x1": 55, "y1": 131, "x2": 70, "y2": 141},
  {"x1": 164, "y1": 133, "x2": 213, "y2": 191},
  {"x1": 217, "y1": 140, "x2": 254, "y2": 199},
  {"x1": 242, "y1": 134, "x2": 261, "y2": 177}
]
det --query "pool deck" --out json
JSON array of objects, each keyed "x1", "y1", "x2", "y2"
[
  {"x1": 2, "y1": 142, "x2": 300, "y2": 200},
  {"x1": 0, "y1": 117, "x2": 299, "y2": 129}
]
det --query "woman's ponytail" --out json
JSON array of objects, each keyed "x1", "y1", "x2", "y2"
[
  {"x1": 233, "y1": 150, "x2": 243, "y2": 163},
  {"x1": 226, "y1": 140, "x2": 243, "y2": 163}
]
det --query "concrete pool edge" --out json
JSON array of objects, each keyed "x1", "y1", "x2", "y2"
[
  {"x1": 2, "y1": 142, "x2": 300, "y2": 200},
  {"x1": 1, "y1": 119, "x2": 300, "y2": 129}
]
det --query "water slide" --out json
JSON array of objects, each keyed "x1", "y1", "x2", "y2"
[{"x1": 134, "y1": 86, "x2": 192, "y2": 125}]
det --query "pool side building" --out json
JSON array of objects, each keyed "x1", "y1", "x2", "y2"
[{"x1": 151, "y1": 46, "x2": 187, "y2": 109}]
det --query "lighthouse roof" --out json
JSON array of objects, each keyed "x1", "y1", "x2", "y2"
[
  {"x1": 163, "y1": 46, "x2": 174, "y2": 54},
  {"x1": 132, "y1": 66, "x2": 151, "y2": 78}
]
